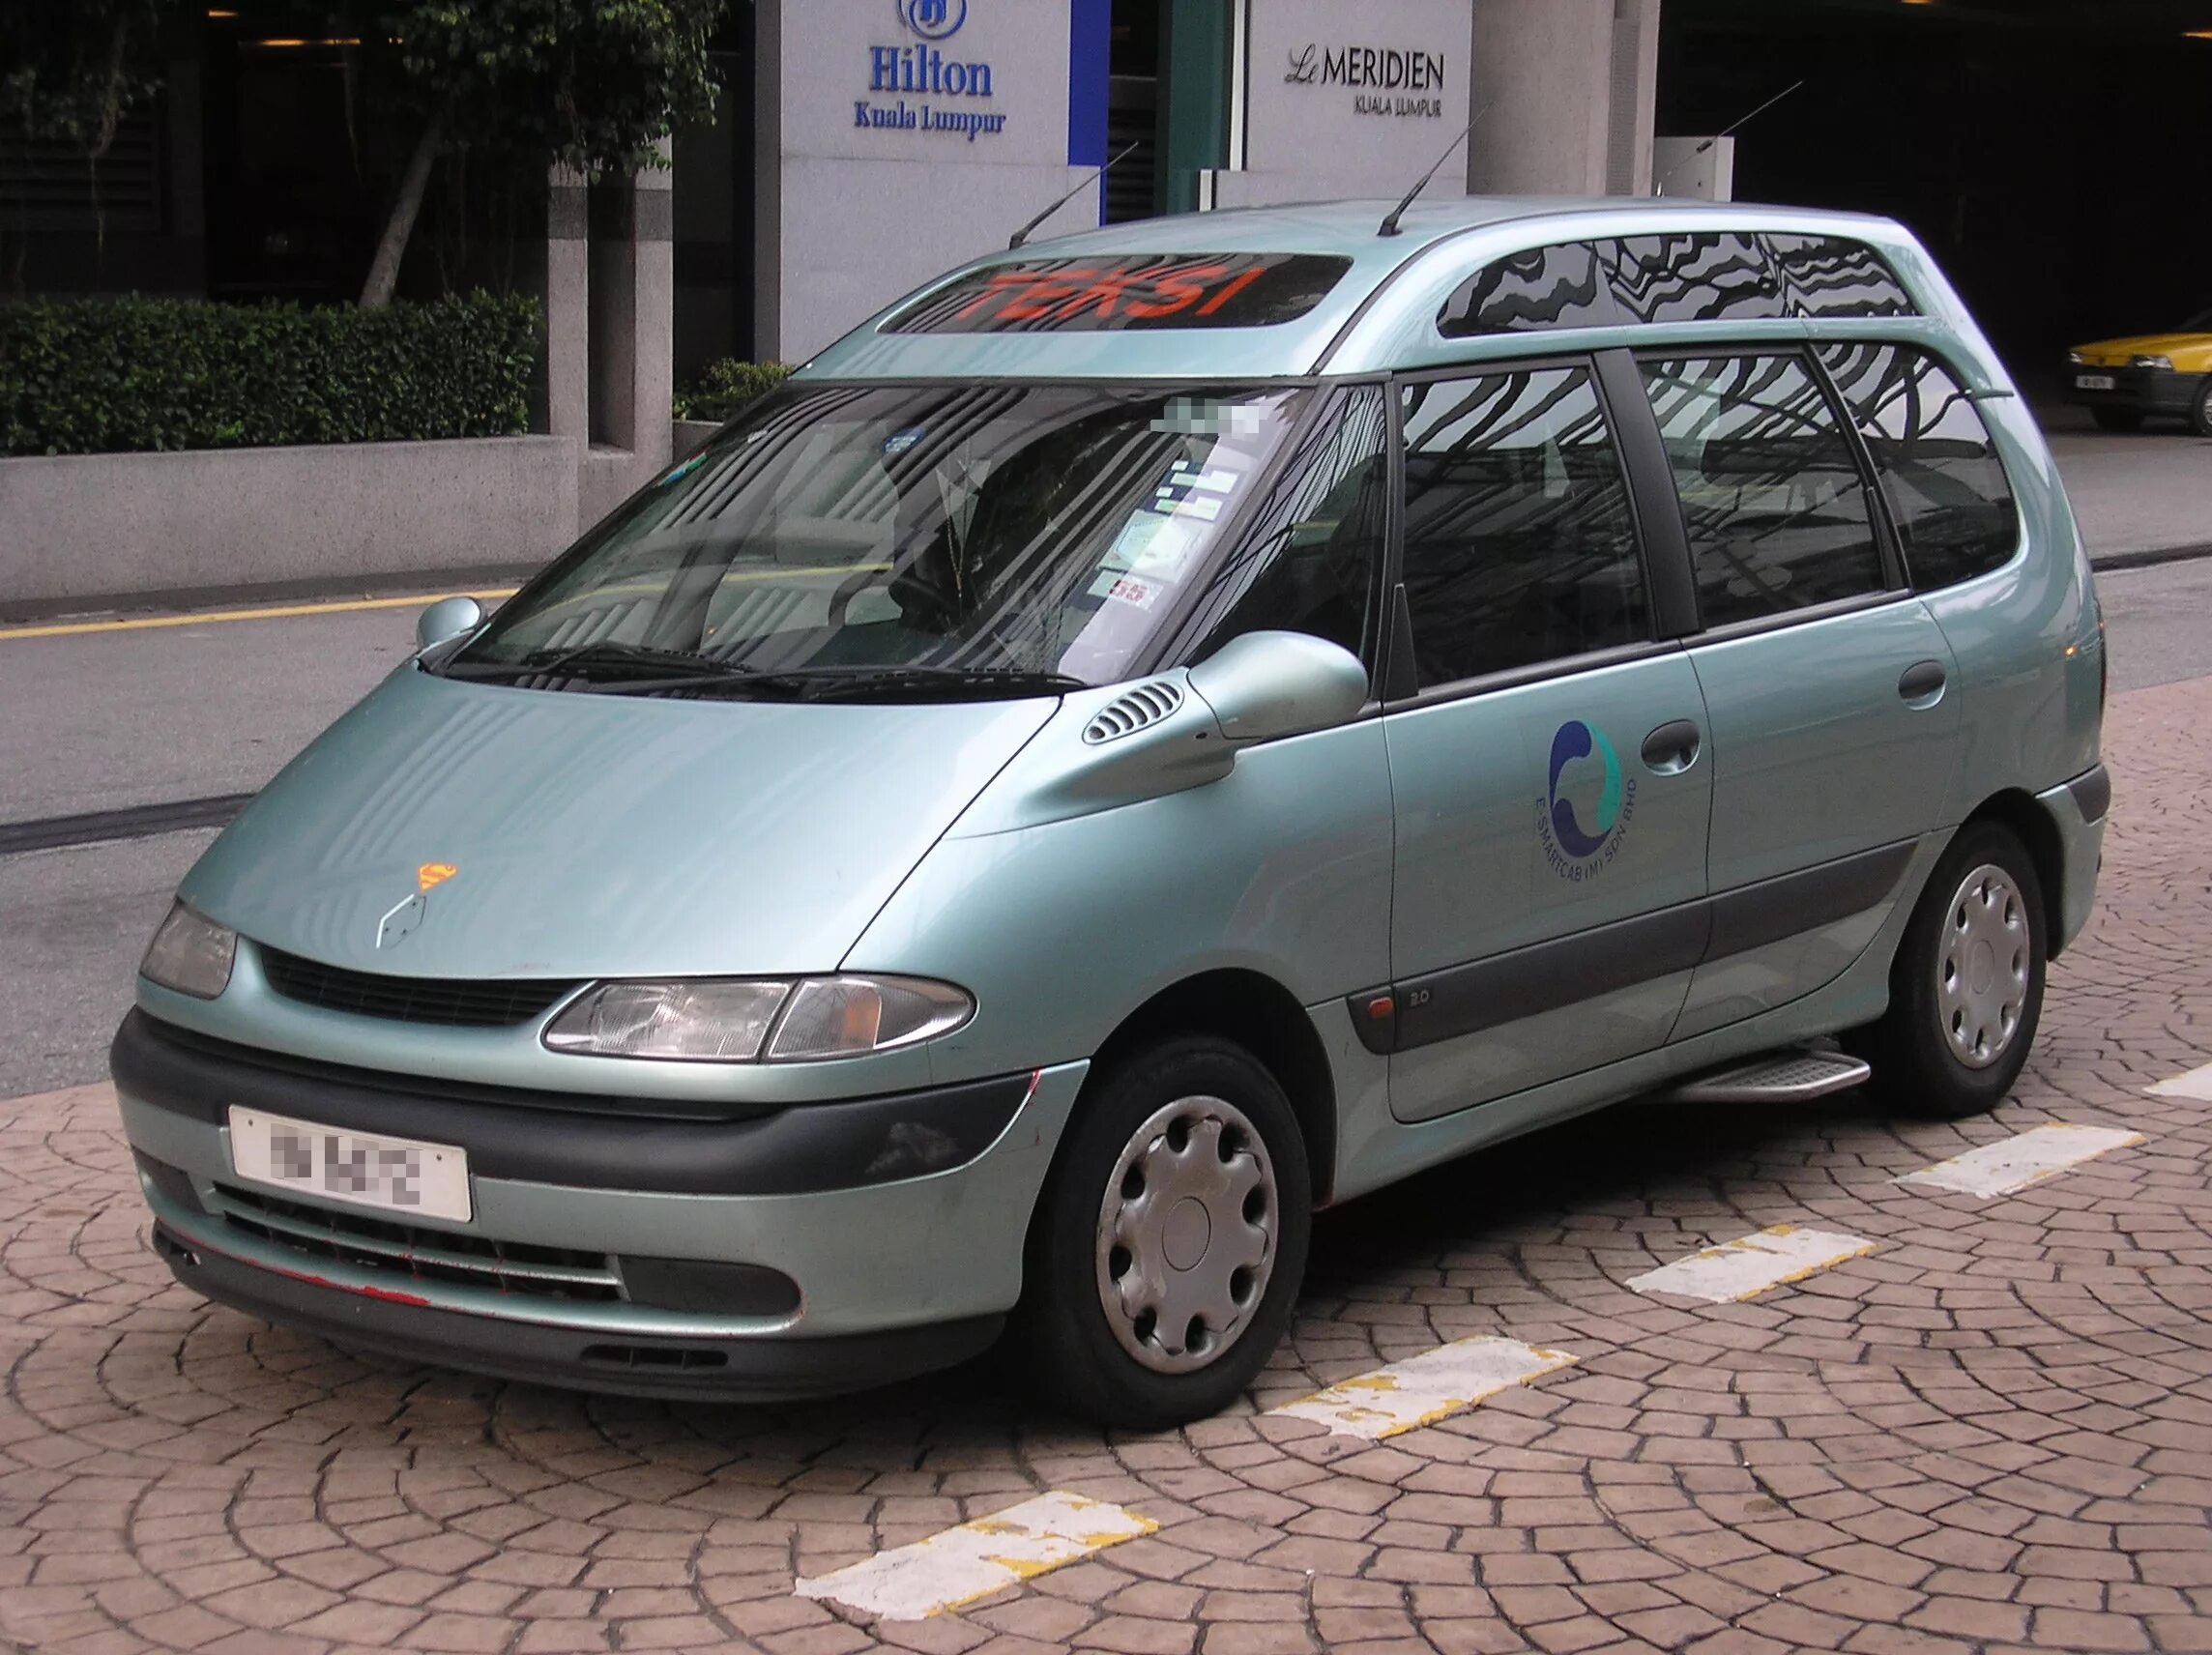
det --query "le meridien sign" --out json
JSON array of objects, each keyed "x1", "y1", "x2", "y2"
[
  {"x1": 1283, "y1": 41, "x2": 1448, "y2": 119},
  {"x1": 856, "y1": 0, "x2": 1007, "y2": 142}
]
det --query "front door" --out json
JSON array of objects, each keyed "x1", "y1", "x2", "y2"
[
  {"x1": 1380, "y1": 362, "x2": 1713, "y2": 1123},
  {"x1": 1629, "y1": 350, "x2": 1963, "y2": 1035}
]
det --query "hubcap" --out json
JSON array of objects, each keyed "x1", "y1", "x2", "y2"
[
  {"x1": 1936, "y1": 862, "x2": 2031, "y2": 1069},
  {"x1": 1094, "y1": 1095, "x2": 1276, "y2": 1375}
]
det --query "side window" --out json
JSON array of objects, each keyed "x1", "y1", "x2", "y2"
[
  {"x1": 1172, "y1": 385, "x2": 1387, "y2": 666},
  {"x1": 1639, "y1": 354, "x2": 1889, "y2": 626},
  {"x1": 1819, "y1": 344, "x2": 2020, "y2": 590},
  {"x1": 1398, "y1": 365, "x2": 1649, "y2": 689}
]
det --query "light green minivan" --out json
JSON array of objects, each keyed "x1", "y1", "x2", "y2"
[{"x1": 116, "y1": 197, "x2": 2108, "y2": 1425}]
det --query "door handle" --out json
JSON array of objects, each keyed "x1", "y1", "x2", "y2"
[
  {"x1": 1898, "y1": 659, "x2": 1947, "y2": 705},
  {"x1": 1642, "y1": 718, "x2": 1702, "y2": 774}
]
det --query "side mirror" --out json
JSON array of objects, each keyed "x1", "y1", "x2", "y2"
[
  {"x1": 415, "y1": 595, "x2": 484, "y2": 653},
  {"x1": 1187, "y1": 630, "x2": 1369, "y2": 744}
]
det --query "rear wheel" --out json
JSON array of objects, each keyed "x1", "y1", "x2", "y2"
[
  {"x1": 1865, "y1": 822, "x2": 2047, "y2": 1119},
  {"x1": 2189, "y1": 380, "x2": 2212, "y2": 439},
  {"x1": 2090, "y1": 407, "x2": 2144, "y2": 433},
  {"x1": 1017, "y1": 1036, "x2": 1310, "y2": 1428}
]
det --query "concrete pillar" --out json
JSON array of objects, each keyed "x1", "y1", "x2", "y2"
[
  {"x1": 539, "y1": 164, "x2": 590, "y2": 450},
  {"x1": 580, "y1": 143, "x2": 675, "y2": 527},
  {"x1": 1468, "y1": 0, "x2": 1659, "y2": 196}
]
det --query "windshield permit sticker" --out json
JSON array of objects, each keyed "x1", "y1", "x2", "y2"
[
  {"x1": 1105, "y1": 510, "x2": 1206, "y2": 582},
  {"x1": 1151, "y1": 397, "x2": 1265, "y2": 439},
  {"x1": 1091, "y1": 570, "x2": 1169, "y2": 610},
  {"x1": 1167, "y1": 460, "x2": 1240, "y2": 495},
  {"x1": 882, "y1": 426, "x2": 926, "y2": 457}
]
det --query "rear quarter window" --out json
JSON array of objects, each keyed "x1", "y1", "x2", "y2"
[{"x1": 1819, "y1": 344, "x2": 2021, "y2": 589}]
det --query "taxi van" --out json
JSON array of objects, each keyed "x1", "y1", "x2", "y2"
[{"x1": 115, "y1": 197, "x2": 2109, "y2": 1426}]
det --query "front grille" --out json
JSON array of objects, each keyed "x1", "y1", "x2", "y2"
[
  {"x1": 209, "y1": 1183, "x2": 623, "y2": 1302},
  {"x1": 259, "y1": 946, "x2": 577, "y2": 1028}
]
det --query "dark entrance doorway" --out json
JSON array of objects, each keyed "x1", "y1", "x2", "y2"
[{"x1": 1659, "y1": 0, "x2": 2212, "y2": 383}]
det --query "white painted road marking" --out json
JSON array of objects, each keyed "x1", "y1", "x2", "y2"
[
  {"x1": 1896, "y1": 1122, "x2": 2144, "y2": 1198},
  {"x1": 1626, "y1": 1225, "x2": 1877, "y2": 1303},
  {"x1": 2149, "y1": 1060, "x2": 2212, "y2": 1101},
  {"x1": 794, "y1": 1491, "x2": 1156, "y2": 1620},
  {"x1": 1269, "y1": 1335, "x2": 1578, "y2": 1440}
]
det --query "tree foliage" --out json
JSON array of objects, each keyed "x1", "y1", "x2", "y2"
[
  {"x1": 376, "y1": 0, "x2": 725, "y2": 176},
  {"x1": 351, "y1": 0, "x2": 726, "y2": 305},
  {"x1": 1, "y1": 0, "x2": 178, "y2": 154}
]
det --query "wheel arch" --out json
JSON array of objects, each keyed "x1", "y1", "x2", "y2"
[
  {"x1": 1087, "y1": 969, "x2": 1339, "y2": 1206},
  {"x1": 1957, "y1": 789, "x2": 2069, "y2": 956}
]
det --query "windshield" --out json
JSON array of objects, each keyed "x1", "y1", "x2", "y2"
[{"x1": 447, "y1": 381, "x2": 1311, "y2": 698}]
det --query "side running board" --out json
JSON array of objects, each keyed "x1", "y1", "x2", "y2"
[{"x1": 1667, "y1": 1049, "x2": 1872, "y2": 1104}]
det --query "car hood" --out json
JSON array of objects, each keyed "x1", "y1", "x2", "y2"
[
  {"x1": 180, "y1": 666, "x2": 1055, "y2": 980},
  {"x1": 2073, "y1": 332, "x2": 2212, "y2": 363}
]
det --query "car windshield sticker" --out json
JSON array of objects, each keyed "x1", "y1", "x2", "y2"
[
  {"x1": 885, "y1": 253, "x2": 1354, "y2": 334},
  {"x1": 881, "y1": 426, "x2": 926, "y2": 457}
]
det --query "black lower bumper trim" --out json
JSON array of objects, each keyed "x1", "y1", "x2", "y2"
[
  {"x1": 2062, "y1": 367, "x2": 2203, "y2": 416},
  {"x1": 113, "y1": 1009, "x2": 1032, "y2": 1196},
  {"x1": 2066, "y1": 762, "x2": 2111, "y2": 826},
  {"x1": 156, "y1": 1222, "x2": 1003, "y2": 1401}
]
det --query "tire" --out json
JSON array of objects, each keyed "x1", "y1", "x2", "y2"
[
  {"x1": 2090, "y1": 407, "x2": 2144, "y2": 433},
  {"x1": 2189, "y1": 380, "x2": 2212, "y2": 440},
  {"x1": 1865, "y1": 822, "x2": 2047, "y2": 1119},
  {"x1": 1016, "y1": 1035, "x2": 1311, "y2": 1429}
]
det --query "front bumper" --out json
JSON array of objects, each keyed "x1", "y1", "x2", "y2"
[
  {"x1": 2062, "y1": 364, "x2": 2203, "y2": 417},
  {"x1": 114, "y1": 1010, "x2": 1086, "y2": 1400}
]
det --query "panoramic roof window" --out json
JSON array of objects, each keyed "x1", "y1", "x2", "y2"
[
  {"x1": 1438, "y1": 232, "x2": 1917, "y2": 337},
  {"x1": 886, "y1": 252, "x2": 1354, "y2": 334},
  {"x1": 1764, "y1": 234, "x2": 1915, "y2": 317}
]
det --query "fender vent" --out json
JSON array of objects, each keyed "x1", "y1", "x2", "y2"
[{"x1": 1082, "y1": 681, "x2": 1184, "y2": 744}]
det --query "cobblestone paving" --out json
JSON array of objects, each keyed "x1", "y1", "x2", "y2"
[{"x1": 3, "y1": 677, "x2": 2208, "y2": 1655}]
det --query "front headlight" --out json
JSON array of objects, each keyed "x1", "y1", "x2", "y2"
[
  {"x1": 140, "y1": 901, "x2": 237, "y2": 999},
  {"x1": 2067, "y1": 350, "x2": 2087, "y2": 364},
  {"x1": 543, "y1": 974, "x2": 973, "y2": 1062},
  {"x1": 2133, "y1": 354, "x2": 2173, "y2": 369}
]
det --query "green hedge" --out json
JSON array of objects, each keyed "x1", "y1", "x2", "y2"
[
  {"x1": 0, "y1": 293, "x2": 543, "y2": 456},
  {"x1": 672, "y1": 358, "x2": 793, "y2": 423}
]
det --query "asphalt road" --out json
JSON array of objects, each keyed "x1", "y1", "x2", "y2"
[{"x1": 1, "y1": 557, "x2": 2207, "y2": 1099}]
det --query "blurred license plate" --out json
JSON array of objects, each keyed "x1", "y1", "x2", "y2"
[
  {"x1": 2075, "y1": 373, "x2": 2115, "y2": 391},
  {"x1": 227, "y1": 1107, "x2": 471, "y2": 1222}
]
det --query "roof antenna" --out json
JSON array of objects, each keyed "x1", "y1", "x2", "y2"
[
  {"x1": 1008, "y1": 141, "x2": 1142, "y2": 249},
  {"x1": 1654, "y1": 79, "x2": 1803, "y2": 194},
  {"x1": 1378, "y1": 103, "x2": 1492, "y2": 238}
]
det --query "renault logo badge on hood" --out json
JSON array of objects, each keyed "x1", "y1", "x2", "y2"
[{"x1": 376, "y1": 892, "x2": 425, "y2": 949}]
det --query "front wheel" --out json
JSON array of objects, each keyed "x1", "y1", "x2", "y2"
[
  {"x1": 1865, "y1": 822, "x2": 2047, "y2": 1119},
  {"x1": 2189, "y1": 379, "x2": 2212, "y2": 440},
  {"x1": 1017, "y1": 1036, "x2": 1311, "y2": 1428}
]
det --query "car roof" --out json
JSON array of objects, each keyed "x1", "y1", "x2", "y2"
[{"x1": 800, "y1": 195, "x2": 1946, "y2": 384}]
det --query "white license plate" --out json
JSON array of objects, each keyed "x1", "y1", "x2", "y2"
[
  {"x1": 2075, "y1": 373, "x2": 2116, "y2": 392},
  {"x1": 227, "y1": 1107, "x2": 472, "y2": 1223}
]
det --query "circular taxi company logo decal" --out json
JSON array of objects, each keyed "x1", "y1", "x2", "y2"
[
  {"x1": 900, "y1": 0, "x2": 967, "y2": 40},
  {"x1": 1538, "y1": 719, "x2": 1636, "y2": 881}
]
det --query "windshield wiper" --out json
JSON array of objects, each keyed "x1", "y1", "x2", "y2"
[
  {"x1": 438, "y1": 640, "x2": 733, "y2": 683},
  {"x1": 781, "y1": 666, "x2": 1089, "y2": 702}
]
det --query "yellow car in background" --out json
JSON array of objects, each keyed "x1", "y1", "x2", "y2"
[{"x1": 2065, "y1": 308, "x2": 2212, "y2": 435}]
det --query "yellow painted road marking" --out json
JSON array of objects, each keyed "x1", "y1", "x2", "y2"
[
  {"x1": 1626, "y1": 1224, "x2": 1877, "y2": 1303},
  {"x1": 1268, "y1": 1335, "x2": 1578, "y2": 1440},
  {"x1": 1896, "y1": 1122, "x2": 2144, "y2": 1199},
  {"x1": 794, "y1": 1491, "x2": 1155, "y2": 1620},
  {"x1": 0, "y1": 589, "x2": 519, "y2": 642}
]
